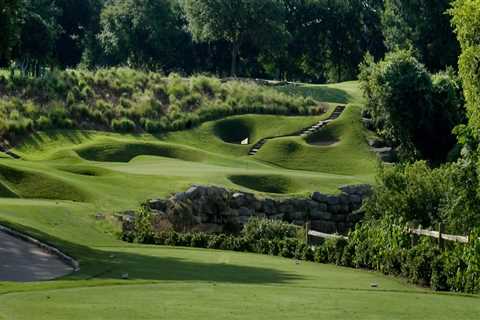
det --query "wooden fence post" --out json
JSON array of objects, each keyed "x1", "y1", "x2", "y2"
[
  {"x1": 305, "y1": 221, "x2": 311, "y2": 245},
  {"x1": 438, "y1": 223, "x2": 445, "y2": 250}
]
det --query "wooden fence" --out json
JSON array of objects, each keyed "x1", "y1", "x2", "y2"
[{"x1": 305, "y1": 222, "x2": 477, "y2": 247}]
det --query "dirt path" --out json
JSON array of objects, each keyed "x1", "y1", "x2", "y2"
[{"x1": 0, "y1": 231, "x2": 73, "y2": 282}]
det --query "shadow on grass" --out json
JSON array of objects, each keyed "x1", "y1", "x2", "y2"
[
  {"x1": 276, "y1": 85, "x2": 352, "y2": 104},
  {"x1": 0, "y1": 221, "x2": 302, "y2": 285},
  {"x1": 17, "y1": 130, "x2": 94, "y2": 150}
]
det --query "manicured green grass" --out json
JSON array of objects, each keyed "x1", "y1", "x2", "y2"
[
  {"x1": 0, "y1": 245, "x2": 478, "y2": 320},
  {"x1": 276, "y1": 81, "x2": 364, "y2": 105},
  {"x1": 1, "y1": 80, "x2": 476, "y2": 319},
  {"x1": 255, "y1": 104, "x2": 377, "y2": 178}
]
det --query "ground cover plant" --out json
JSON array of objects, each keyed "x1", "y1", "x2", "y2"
[{"x1": 0, "y1": 68, "x2": 321, "y2": 143}]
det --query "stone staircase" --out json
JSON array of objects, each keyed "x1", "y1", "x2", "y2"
[
  {"x1": 300, "y1": 105, "x2": 345, "y2": 137},
  {"x1": 248, "y1": 105, "x2": 346, "y2": 156},
  {"x1": 248, "y1": 139, "x2": 268, "y2": 156}
]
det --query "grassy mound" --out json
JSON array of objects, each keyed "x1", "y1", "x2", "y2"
[
  {"x1": 255, "y1": 105, "x2": 377, "y2": 177},
  {"x1": 0, "y1": 164, "x2": 88, "y2": 201},
  {"x1": 306, "y1": 126, "x2": 340, "y2": 146},
  {"x1": 0, "y1": 79, "x2": 476, "y2": 318},
  {"x1": 54, "y1": 165, "x2": 112, "y2": 177},
  {"x1": 213, "y1": 118, "x2": 253, "y2": 144},
  {"x1": 228, "y1": 174, "x2": 300, "y2": 194},
  {"x1": 75, "y1": 140, "x2": 207, "y2": 163},
  {"x1": 276, "y1": 81, "x2": 364, "y2": 105}
]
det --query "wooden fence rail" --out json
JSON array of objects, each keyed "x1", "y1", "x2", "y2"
[
  {"x1": 305, "y1": 221, "x2": 477, "y2": 247},
  {"x1": 409, "y1": 227, "x2": 470, "y2": 244},
  {"x1": 307, "y1": 229, "x2": 348, "y2": 240}
]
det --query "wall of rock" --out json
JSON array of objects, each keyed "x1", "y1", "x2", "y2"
[{"x1": 145, "y1": 184, "x2": 372, "y2": 235}]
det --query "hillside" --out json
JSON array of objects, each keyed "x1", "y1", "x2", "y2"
[{"x1": 2, "y1": 75, "x2": 476, "y2": 320}]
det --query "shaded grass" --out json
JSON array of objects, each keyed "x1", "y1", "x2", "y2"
[
  {"x1": 75, "y1": 140, "x2": 208, "y2": 163},
  {"x1": 0, "y1": 163, "x2": 88, "y2": 201},
  {"x1": 275, "y1": 81, "x2": 364, "y2": 105},
  {"x1": 228, "y1": 174, "x2": 301, "y2": 194}
]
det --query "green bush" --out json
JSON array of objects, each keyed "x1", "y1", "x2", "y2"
[
  {"x1": 111, "y1": 117, "x2": 136, "y2": 132},
  {"x1": 365, "y1": 161, "x2": 480, "y2": 235},
  {"x1": 242, "y1": 217, "x2": 303, "y2": 241},
  {"x1": 359, "y1": 51, "x2": 465, "y2": 162}
]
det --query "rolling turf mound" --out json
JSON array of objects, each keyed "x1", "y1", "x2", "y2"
[
  {"x1": 74, "y1": 140, "x2": 208, "y2": 163},
  {"x1": 0, "y1": 180, "x2": 18, "y2": 198},
  {"x1": 0, "y1": 163, "x2": 88, "y2": 201},
  {"x1": 254, "y1": 104, "x2": 377, "y2": 176},
  {"x1": 54, "y1": 165, "x2": 113, "y2": 177}
]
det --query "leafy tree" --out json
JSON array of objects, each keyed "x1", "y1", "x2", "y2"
[
  {"x1": 53, "y1": 0, "x2": 102, "y2": 67},
  {"x1": 360, "y1": 50, "x2": 433, "y2": 159},
  {"x1": 14, "y1": 0, "x2": 61, "y2": 73},
  {"x1": 98, "y1": 0, "x2": 190, "y2": 70},
  {"x1": 382, "y1": 0, "x2": 459, "y2": 72},
  {"x1": 261, "y1": 0, "x2": 385, "y2": 83},
  {"x1": 360, "y1": 50, "x2": 465, "y2": 162},
  {"x1": 0, "y1": 0, "x2": 24, "y2": 64},
  {"x1": 183, "y1": 0, "x2": 286, "y2": 77},
  {"x1": 450, "y1": 0, "x2": 480, "y2": 138},
  {"x1": 429, "y1": 70, "x2": 466, "y2": 161}
]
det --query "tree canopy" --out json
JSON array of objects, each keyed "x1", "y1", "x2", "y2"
[{"x1": 183, "y1": 0, "x2": 286, "y2": 76}]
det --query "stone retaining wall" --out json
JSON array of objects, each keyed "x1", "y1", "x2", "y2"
[{"x1": 145, "y1": 184, "x2": 372, "y2": 235}]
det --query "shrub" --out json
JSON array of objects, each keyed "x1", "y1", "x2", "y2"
[
  {"x1": 359, "y1": 51, "x2": 466, "y2": 162},
  {"x1": 365, "y1": 161, "x2": 480, "y2": 235},
  {"x1": 242, "y1": 217, "x2": 302, "y2": 241},
  {"x1": 111, "y1": 117, "x2": 136, "y2": 132}
]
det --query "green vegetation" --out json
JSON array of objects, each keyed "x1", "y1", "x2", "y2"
[
  {"x1": 360, "y1": 50, "x2": 465, "y2": 162},
  {"x1": 2, "y1": 244, "x2": 479, "y2": 320},
  {"x1": 450, "y1": 0, "x2": 480, "y2": 140},
  {"x1": 126, "y1": 209, "x2": 480, "y2": 293},
  {"x1": 0, "y1": 0, "x2": 479, "y2": 317},
  {"x1": 0, "y1": 69, "x2": 321, "y2": 142},
  {"x1": 255, "y1": 104, "x2": 377, "y2": 176}
]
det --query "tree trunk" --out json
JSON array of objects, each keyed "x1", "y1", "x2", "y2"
[{"x1": 231, "y1": 42, "x2": 240, "y2": 77}]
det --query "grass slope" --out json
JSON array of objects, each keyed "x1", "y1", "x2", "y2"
[
  {"x1": 0, "y1": 243, "x2": 478, "y2": 320},
  {"x1": 254, "y1": 104, "x2": 377, "y2": 178},
  {"x1": 1, "y1": 81, "x2": 475, "y2": 319}
]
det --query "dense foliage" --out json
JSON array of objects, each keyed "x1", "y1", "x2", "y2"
[
  {"x1": 0, "y1": 0, "x2": 461, "y2": 82},
  {"x1": 366, "y1": 161, "x2": 480, "y2": 236},
  {"x1": 382, "y1": 0, "x2": 459, "y2": 72},
  {"x1": 0, "y1": 68, "x2": 319, "y2": 141},
  {"x1": 360, "y1": 50, "x2": 466, "y2": 162},
  {"x1": 450, "y1": 0, "x2": 480, "y2": 141}
]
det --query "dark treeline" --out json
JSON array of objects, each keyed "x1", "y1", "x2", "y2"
[{"x1": 0, "y1": 0, "x2": 459, "y2": 82}]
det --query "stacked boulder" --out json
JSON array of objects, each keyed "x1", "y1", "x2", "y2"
[{"x1": 146, "y1": 184, "x2": 372, "y2": 235}]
